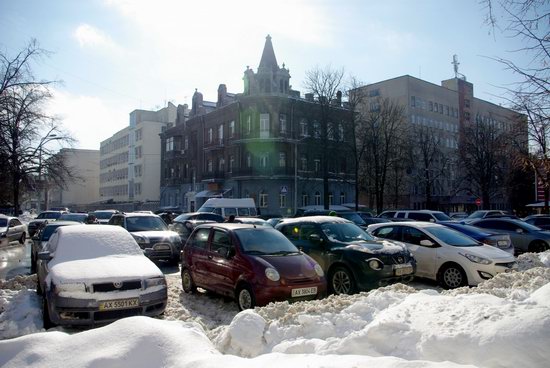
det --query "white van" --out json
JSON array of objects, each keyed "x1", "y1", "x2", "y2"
[{"x1": 197, "y1": 198, "x2": 257, "y2": 218}]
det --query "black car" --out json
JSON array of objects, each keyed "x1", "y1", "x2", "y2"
[
  {"x1": 170, "y1": 212, "x2": 224, "y2": 244},
  {"x1": 276, "y1": 216, "x2": 416, "y2": 294},
  {"x1": 300, "y1": 209, "x2": 368, "y2": 228},
  {"x1": 109, "y1": 212, "x2": 183, "y2": 265},
  {"x1": 27, "y1": 211, "x2": 67, "y2": 237}
]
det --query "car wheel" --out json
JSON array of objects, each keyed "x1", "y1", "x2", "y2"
[
  {"x1": 528, "y1": 240, "x2": 549, "y2": 253},
  {"x1": 181, "y1": 268, "x2": 196, "y2": 293},
  {"x1": 19, "y1": 232, "x2": 26, "y2": 244},
  {"x1": 438, "y1": 264, "x2": 467, "y2": 289},
  {"x1": 42, "y1": 296, "x2": 54, "y2": 329},
  {"x1": 329, "y1": 266, "x2": 356, "y2": 295},
  {"x1": 236, "y1": 285, "x2": 256, "y2": 311}
]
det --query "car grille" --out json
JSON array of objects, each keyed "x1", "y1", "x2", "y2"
[
  {"x1": 495, "y1": 261, "x2": 517, "y2": 269},
  {"x1": 285, "y1": 277, "x2": 316, "y2": 285},
  {"x1": 92, "y1": 280, "x2": 142, "y2": 292}
]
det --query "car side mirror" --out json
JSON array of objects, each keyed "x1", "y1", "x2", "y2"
[
  {"x1": 420, "y1": 239, "x2": 435, "y2": 247},
  {"x1": 37, "y1": 251, "x2": 52, "y2": 261},
  {"x1": 309, "y1": 233, "x2": 322, "y2": 243}
]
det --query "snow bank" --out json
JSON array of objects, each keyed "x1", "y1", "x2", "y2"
[{"x1": 0, "y1": 274, "x2": 42, "y2": 340}]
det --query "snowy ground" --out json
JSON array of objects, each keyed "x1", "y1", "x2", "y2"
[{"x1": 0, "y1": 251, "x2": 549, "y2": 368}]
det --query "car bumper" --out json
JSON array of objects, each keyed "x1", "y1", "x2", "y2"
[
  {"x1": 355, "y1": 262, "x2": 416, "y2": 291},
  {"x1": 253, "y1": 279, "x2": 326, "y2": 307},
  {"x1": 45, "y1": 287, "x2": 168, "y2": 327},
  {"x1": 141, "y1": 244, "x2": 180, "y2": 262},
  {"x1": 465, "y1": 260, "x2": 518, "y2": 286}
]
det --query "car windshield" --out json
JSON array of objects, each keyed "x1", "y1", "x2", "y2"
[
  {"x1": 0, "y1": 219, "x2": 7, "y2": 227},
  {"x1": 126, "y1": 216, "x2": 167, "y2": 232},
  {"x1": 42, "y1": 225, "x2": 66, "y2": 241},
  {"x1": 433, "y1": 212, "x2": 452, "y2": 221},
  {"x1": 425, "y1": 226, "x2": 480, "y2": 247},
  {"x1": 93, "y1": 212, "x2": 114, "y2": 220},
  {"x1": 320, "y1": 222, "x2": 374, "y2": 243},
  {"x1": 59, "y1": 214, "x2": 87, "y2": 222},
  {"x1": 339, "y1": 212, "x2": 367, "y2": 226},
  {"x1": 38, "y1": 212, "x2": 63, "y2": 220},
  {"x1": 235, "y1": 228, "x2": 299, "y2": 255}
]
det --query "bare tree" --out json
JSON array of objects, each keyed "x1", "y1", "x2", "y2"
[
  {"x1": 0, "y1": 40, "x2": 74, "y2": 213},
  {"x1": 459, "y1": 113, "x2": 510, "y2": 209},
  {"x1": 304, "y1": 65, "x2": 345, "y2": 209},
  {"x1": 412, "y1": 125, "x2": 452, "y2": 209}
]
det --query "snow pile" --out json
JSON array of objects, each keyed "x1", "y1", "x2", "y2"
[
  {"x1": 0, "y1": 274, "x2": 37, "y2": 291},
  {"x1": 517, "y1": 250, "x2": 550, "y2": 270}
]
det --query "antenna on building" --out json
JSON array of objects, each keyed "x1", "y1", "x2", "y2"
[{"x1": 452, "y1": 54, "x2": 467, "y2": 81}]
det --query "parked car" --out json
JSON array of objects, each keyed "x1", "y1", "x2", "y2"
[
  {"x1": 294, "y1": 205, "x2": 351, "y2": 218},
  {"x1": 439, "y1": 221, "x2": 514, "y2": 255},
  {"x1": 299, "y1": 209, "x2": 368, "y2": 228},
  {"x1": 30, "y1": 221, "x2": 80, "y2": 273},
  {"x1": 468, "y1": 218, "x2": 550, "y2": 254},
  {"x1": 361, "y1": 217, "x2": 392, "y2": 226},
  {"x1": 233, "y1": 217, "x2": 270, "y2": 226},
  {"x1": 276, "y1": 216, "x2": 415, "y2": 294},
  {"x1": 368, "y1": 222, "x2": 518, "y2": 289},
  {"x1": 170, "y1": 212, "x2": 225, "y2": 244},
  {"x1": 27, "y1": 210, "x2": 67, "y2": 237},
  {"x1": 36, "y1": 225, "x2": 168, "y2": 328},
  {"x1": 0, "y1": 215, "x2": 27, "y2": 246},
  {"x1": 181, "y1": 223, "x2": 326, "y2": 310},
  {"x1": 197, "y1": 198, "x2": 258, "y2": 218},
  {"x1": 464, "y1": 210, "x2": 507, "y2": 220},
  {"x1": 109, "y1": 212, "x2": 183, "y2": 264},
  {"x1": 91, "y1": 210, "x2": 121, "y2": 225},
  {"x1": 58, "y1": 213, "x2": 91, "y2": 223},
  {"x1": 377, "y1": 210, "x2": 452, "y2": 222},
  {"x1": 449, "y1": 212, "x2": 469, "y2": 220},
  {"x1": 523, "y1": 215, "x2": 550, "y2": 230},
  {"x1": 265, "y1": 217, "x2": 283, "y2": 227}
]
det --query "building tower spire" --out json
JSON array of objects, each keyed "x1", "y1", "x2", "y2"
[{"x1": 259, "y1": 34, "x2": 278, "y2": 72}]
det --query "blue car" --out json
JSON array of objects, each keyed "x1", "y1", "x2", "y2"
[{"x1": 439, "y1": 221, "x2": 515, "y2": 255}]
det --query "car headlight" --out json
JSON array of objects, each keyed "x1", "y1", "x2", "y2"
[
  {"x1": 265, "y1": 267, "x2": 280, "y2": 282},
  {"x1": 54, "y1": 282, "x2": 87, "y2": 294},
  {"x1": 0, "y1": 232, "x2": 6, "y2": 238},
  {"x1": 367, "y1": 258, "x2": 383, "y2": 270},
  {"x1": 145, "y1": 276, "x2": 166, "y2": 288},
  {"x1": 460, "y1": 252, "x2": 492, "y2": 265},
  {"x1": 133, "y1": 235, "x2": 149, "y2": 244},
  {"x1": 314, "y1": 263, "x2": 324, "y2": 277}
]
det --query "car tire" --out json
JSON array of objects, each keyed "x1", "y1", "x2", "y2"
[
  {"x1": 236, "y1": 285, "x2": 256, "y2": 311},
  {"x1": 328, "y1": 266, "x2": 356, "y2": 295},
  {"x1": 19, "y1": 232, "x2": 26, "y2": 244},
  {"x1": 438, "y1": 264, "x2": 468, "y2": 289},
  {"x1": 528, "y1": 240, "x2": 549, "y2": 253},
  {"x1": 42, "y1": 296, "x2": 54, "y2": 329},
  {"x1": 181, "y1": 268, "x2": 196, "y2": 293}
]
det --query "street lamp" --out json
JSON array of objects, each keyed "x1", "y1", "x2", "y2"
[{"x1": 37, "y1": 134, "x2": 62, "y2": 212}]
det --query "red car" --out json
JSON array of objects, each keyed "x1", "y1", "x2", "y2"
[{"x1": 181, "y1": 223, "x2": 326, "y2": 310}]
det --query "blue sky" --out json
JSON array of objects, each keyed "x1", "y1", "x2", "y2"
[{"x1": 0, "y1": 0, "x2": 528, "y2": 150}]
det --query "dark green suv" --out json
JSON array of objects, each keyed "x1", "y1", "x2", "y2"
[{"x1": 276, "y1": 216, "x2": 416, "y2": 294}]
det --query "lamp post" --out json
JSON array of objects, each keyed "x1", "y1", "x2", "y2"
[{"x1": 37, "y1": 134, "x2": 62, "y2": 212}]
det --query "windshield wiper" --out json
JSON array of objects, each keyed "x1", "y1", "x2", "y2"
[
  {"x1": 269, "y1": 250, "x2": 298, "y2": 256},
  {"x1": 245, "y1": 250, "x2": 267, "y2": 255}
]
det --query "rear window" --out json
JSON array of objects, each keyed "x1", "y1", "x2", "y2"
[{"x1": 0, "y1": 219, "x2": 7, "y2": 227}]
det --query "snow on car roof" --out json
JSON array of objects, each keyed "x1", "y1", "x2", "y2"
[
  {"x1": 279, "y1": 216, "x2": 351, "y2": 225},
  {"x1": 50, "y1": 225, "x2": 142, "y2": 264}
]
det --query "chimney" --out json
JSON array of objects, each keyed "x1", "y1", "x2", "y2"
[{"x1": 305, "y1": 93, "x2": 314, "y2": 102}]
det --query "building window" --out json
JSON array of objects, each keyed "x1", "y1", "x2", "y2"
[
  {"x1": 260, "y1": 113, "x2": 270, "y2": 138},
  {"x1": 328, "y1": 123, "x2": 334, "y2": 140},
  {"x1": 314, "y1": 191, "x2": 321, "y2": 206},
  {"x1": 434, "y1": 103, "x2": 439, "y2": 113},
  {"x1": 369, "y1": 89, "x2": 379, "y2": 97},
  {"x1": 246, "y1": 153, "x2": 252, "y2": 168},
  {"x1": 279, "y1": 194, "x2": 286, "y2": 208},
  {"x1": 218, "y1": 124, "x2": 224, "y2": 144},
  {"x1": 246, "y1": 115, "x2": 252, "y2": 135},
  {"x1": 135, "y1": 129, "x2": 142, "y2": 141},
  {"x1": 218, "y1": 157, "x2": 225, "y2": 172},
  {"x1": 207, "y1": 159, "x2": 213, "y2": 172},
  {"x1": 313, "y1": 122, "x2": 320, "y2": 138},
  {"x1": 184, "y1": 137, "x2": 189, "y2": 150},
  {"x1": 439, "y1": 104, "x2": 443, "y2": 113},
  {"x1": 300, "y1": 155, "x2": 307, "y2": 171},
  {"x1": 429, "y1": 101, "x2": 433, "y2": 111},
  {"x1": 208, "y1": 128, "x2": 213, "y2": 143},
  {"x1": 166, "y1": 137, "x2": 174, "y2": 152},
  {"x1": 338, "y1": 124, "x2": 344, "y2": 141},
  {"x1": 464, "y1": 99, "x2": 470, "y2": 108},
  {"x1": 314, "y1": 159, "x2": 321, "y2": 173},
  {"x1": 329, "y1": 192, "x2": 333, "y2": 205},
  {"x1": 229, "y1": 121, "x2": 235, "y2": 137},
  {"x1": 340, "y1": 192, "x2": 345, "y2": 205},
  {"x1": 279, "y1": 152, "x2": 286, "y2": 167},
  {"x1": 134, "y1": 165, "x2": 142, "y2": 177},
  {"x1": 135, "y1": 146, "x2": 142, "y2": 159},
  {"x1": 279, "y1": 114, "x2": 287, "y2": 134},
  {"x1": 260, "y1": 153, "x2": 268, "y2": 168},
  {"x1": 229, "y1": 155, "x2": 234, "y2": 172},
  {"x1": 411, "y1": 96, "x2": 416, "y2": 108},
  {"x1": 300, "y1": 119, "x2": 308, "y2": 136},
  {"x1": 302, "y1": 193, "x2": 309, "y2": 206},
  {"x1": 259, "y1": 193, "x2": 268, "y2": 208}
]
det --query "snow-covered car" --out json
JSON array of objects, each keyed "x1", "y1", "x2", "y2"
[
  {"x1": 368, "y1": 222, "x2": 518, "y2": 289},
  {"x1": 30, "y1": 221, "x2": 80, "y2": 273},
  {"x1": 0, "y1": 215, "x2": 27, "y2": 246},
  {"x1": 36, "y1": 225, "x2": 168, "y2": 328}
]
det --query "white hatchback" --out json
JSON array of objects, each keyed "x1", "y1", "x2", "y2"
[{"x1": 368, "y1": 222, "x2": 517, "y2": 289}]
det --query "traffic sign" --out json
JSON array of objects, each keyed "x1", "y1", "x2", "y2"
[
  {"x1": 280, "y1": 185, "x2": 288, "y2": 194},
  {"x1": 475, "y1": 198, "x2": 482, "y2": 206}
]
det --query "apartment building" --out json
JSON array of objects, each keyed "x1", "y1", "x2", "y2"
[
  {"x1": 356, "y1": 74, "x2": 525, "y2": 212},
  {"x1": 100, "y1": 103, "x2": 177, "y2": 204},
  {"x1": 160, "y1": 36, "x2": 355, "y2": 215},
  {"x1": 49, "y1": 148, "x2": 100, "y2": 210}
]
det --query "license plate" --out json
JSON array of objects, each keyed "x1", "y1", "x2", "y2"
[
  {"x1": 99, "y1": 298, "x2": 139, "y2": 311},
  {"x1": 154, "y1": 244, "x2": 170, "y2": 250},
  {"x1": 291, "y1": 287, "x2": 317, "y2": 297},
  {"x1": 394, "y1": 263, "x2": 414, "y2": 276}
]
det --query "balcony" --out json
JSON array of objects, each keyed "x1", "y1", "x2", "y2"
[
  {"x1": 204, "y1": 138, "x2": 225, "y2": 151},
  {"x1": 231, "y1": 166, "x2": 296, "y2": 178},
  {"x1": 201, "y1": 170, "x2": 226, "y2": 181}
]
